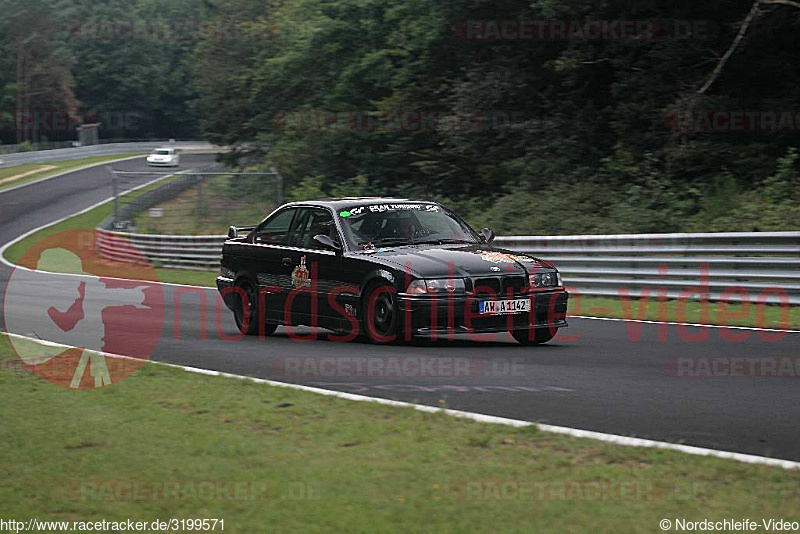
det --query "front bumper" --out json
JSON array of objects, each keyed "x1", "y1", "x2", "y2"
[
  {"x1": 217, "y1": 275, "x2": 568, "y2": 335},
  {"x1": 217, "y1": 276, "x2": 235, "y2": 310},
  {"x1": 398, "y1": 290, "x2": 569, "y2": 334},
  {"x1": 147, "y1": 159, "x2": 177, "y2": 166}
]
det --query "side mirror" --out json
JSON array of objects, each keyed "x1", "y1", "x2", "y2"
[
  {"x1": 229, "y1": 225, "x2": 257, "y2": 240},
  {"x1": 479, "y1": 228, "x2": 495, "y2": 244},
  {"x1": 313, "y1": 234, "x2": 342, "y2": 252}
]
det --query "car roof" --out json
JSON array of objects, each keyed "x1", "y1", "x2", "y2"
[{"x1": 281, "y1": 198, "x2": 440, "y2": 210}]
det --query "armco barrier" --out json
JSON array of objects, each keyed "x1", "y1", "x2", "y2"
[
  {"x1": 0, "y1": 141, "x2": 217, "y2": 169},
  {"x1": 496, "y1": 233, "x2": 800, "y2": 304},
  {"x1": 94, "y1": 230, "x2": 800, "y2": 304},
  {"x1": 95, "y1": 230, "x2": 226, "y2": 270}
]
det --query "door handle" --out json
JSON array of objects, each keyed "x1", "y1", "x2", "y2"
[{"x1": 282, "y1": 257, "x2": 293, "y2": 266}]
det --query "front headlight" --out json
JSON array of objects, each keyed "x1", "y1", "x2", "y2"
[
  {"x1": 529, "y1": 271, "x2": 561, "y2": 288},
  {"x1": 406, "y1": 278, "x2": 466, "y2": 294}
]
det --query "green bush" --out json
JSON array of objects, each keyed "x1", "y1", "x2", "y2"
[
  {"x1": 287, "y1": 174, "x2": 372, "y2": 202},
  {"x1": 281, "y1": 148, "x2": 800, "y2": 236}
]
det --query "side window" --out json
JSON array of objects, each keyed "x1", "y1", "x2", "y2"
[
  {"x1": 288, "y1": 209, "x2": 311, "y2": 246},
  {"x1": 255, "y1": 208, "x2": 297, "y2": 245},
  {"x1": 293, "y1": 209, "x2": 340, "y2": 250}
]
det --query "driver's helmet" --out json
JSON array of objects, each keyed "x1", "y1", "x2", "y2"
[
  {"x1": 385, "y1": 213, "x2": 416, "y2": 238},
  {"x1": 356, "y1": 213, "x2": 384, "y2": 240}
]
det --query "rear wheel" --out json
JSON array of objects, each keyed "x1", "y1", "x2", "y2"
[
  {"x1": 512, "y1": 328, "x2": 557, "y2": 346},
  {"x1": 234, "y1": 279, "x2": 277, "y2": 336},
  {"x1": 362, "y1": 282, "x2": 400, "y2": 344}
]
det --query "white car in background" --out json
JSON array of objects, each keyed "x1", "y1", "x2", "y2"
[{"x1": 146, "y1": 148, "x2": 180, "y2": 167}]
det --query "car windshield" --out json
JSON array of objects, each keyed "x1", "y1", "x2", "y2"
[
  {"x1": 153, "y1": 149, "x2": 171, "y2": 155},
  {"x1": 337, "y1": 203, "x2": 479, "y2": 250}
]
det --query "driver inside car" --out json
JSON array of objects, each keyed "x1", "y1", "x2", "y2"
[{"x1": 380, "y1": 213, "x2": 418, "y2": 240}]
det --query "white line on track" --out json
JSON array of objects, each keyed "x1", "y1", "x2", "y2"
[
  {"x1": 3, "y1": 331, "x2": 799, "y2": 471},
  {"x1": 571, "y1": 315, "x2": 800, "y2": 333}
]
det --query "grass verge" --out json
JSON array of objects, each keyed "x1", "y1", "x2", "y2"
[
  {"x1": 0, "y1": 154, "x2": 143, "y2": 192},
  {"x1": 151, "y1": 268, "x2": 219, "y2": 287},
  {"x1": 0, "y1": 333, "x2": 797, "y2": 531},
  {"x1": 133, "y1": 181, "x2": 275, "y2": 236}
]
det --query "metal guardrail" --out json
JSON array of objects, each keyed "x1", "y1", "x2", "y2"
[
  {"x1": 94, "y1": 230, "x2": 800, "y2": 304},
  {"x1": 499, "y1": 233, "x2": 800, "y2": 304},
  {"x1": 0, "y1": 141, "x2": 218, "y2": 169},
  {"x1": 95, "y1": 231, "x2": 225, "y2": 270}
]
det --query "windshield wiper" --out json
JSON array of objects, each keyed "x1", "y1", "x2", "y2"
[
  {"x1": 413, "y1": 238, "x2": 474, "y2": 245},
  {"x1": 437, "y1": 238, "x2": 475, "y2": 244},
  {"x1": 359, "y1": 237, "x2": 475, "y2": 249},
  {"x1": 358, "y1": 238, "x2": 415, "y2": 249}
]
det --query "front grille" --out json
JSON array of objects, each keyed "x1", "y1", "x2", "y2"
[
  {"x1": 502, "y1": 276, "x2": 526, "y2": 294},
  {"x1": 472, "y1": 276, "x2": 526, "y2": 296},
  {"x1": 473, "y1": 278, "x2": 501, "y2": 294}
]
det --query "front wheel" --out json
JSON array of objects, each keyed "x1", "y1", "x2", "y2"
[
  {"x1": 512, "y1": 328, "x2": 557, "y2": 346},
  {"x1": 362, "y1": 282, "x2": 400, "y2": 344}
]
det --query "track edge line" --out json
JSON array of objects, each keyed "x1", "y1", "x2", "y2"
[{"x1": 3, "y1": 331, "x2": 798, "y2": 471}]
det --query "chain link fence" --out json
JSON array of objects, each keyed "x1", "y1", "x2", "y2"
[{"x1": 102, "y1": 165, "x2": 284, "y2": 235}]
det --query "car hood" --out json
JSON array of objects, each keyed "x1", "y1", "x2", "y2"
[{"x1": 355, "y1": 244, "x2": 554, "y2": 278}]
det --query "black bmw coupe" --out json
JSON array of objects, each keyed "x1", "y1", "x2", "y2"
[{"x1": 217, "y1": 198, "x2": 569, "y2": 344}]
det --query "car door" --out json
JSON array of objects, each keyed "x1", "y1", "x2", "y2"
[
  {"x1": 286, "y1": 207, "x2": 343, "y2": 326},
  {"x1": 246, "y1": 207, "x2": 299, "y2": 322}
]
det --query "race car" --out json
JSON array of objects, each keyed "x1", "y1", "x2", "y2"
[
  {"x1": 217, "y1": 198, "x2": 569, "y2": 344},
  {"x1": 146, "y1": 148, "x2": 180, "y2": 167}
]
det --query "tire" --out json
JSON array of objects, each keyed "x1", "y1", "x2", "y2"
[
  {"x1": 512, "y1": 328, "x2": 557, "y2": 346},
  {"x1": 361, "y1": 281, "x2": 400, "y2": 344},
  {"x1": 233, "y1": 279, "x2": 277, "y2": 336}
]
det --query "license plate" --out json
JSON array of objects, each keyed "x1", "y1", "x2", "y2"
[{"x1": 478, "y1": 299, "x2": 530, "y2": 315}]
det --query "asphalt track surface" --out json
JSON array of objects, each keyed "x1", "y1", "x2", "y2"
[{"x1": 1, "y1": 155, "x2": 798, "y2": 462}]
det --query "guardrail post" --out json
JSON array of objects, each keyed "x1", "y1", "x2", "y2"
[
  {"x1": 107, "y1": 166, "x2": 120, "y2": 228},
  {"x1": 196, "y1": 173, "x2": 206, "y2": 218},
  {"x1": 271, "y1": 167, "x2": 284, "y2": 204}
]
